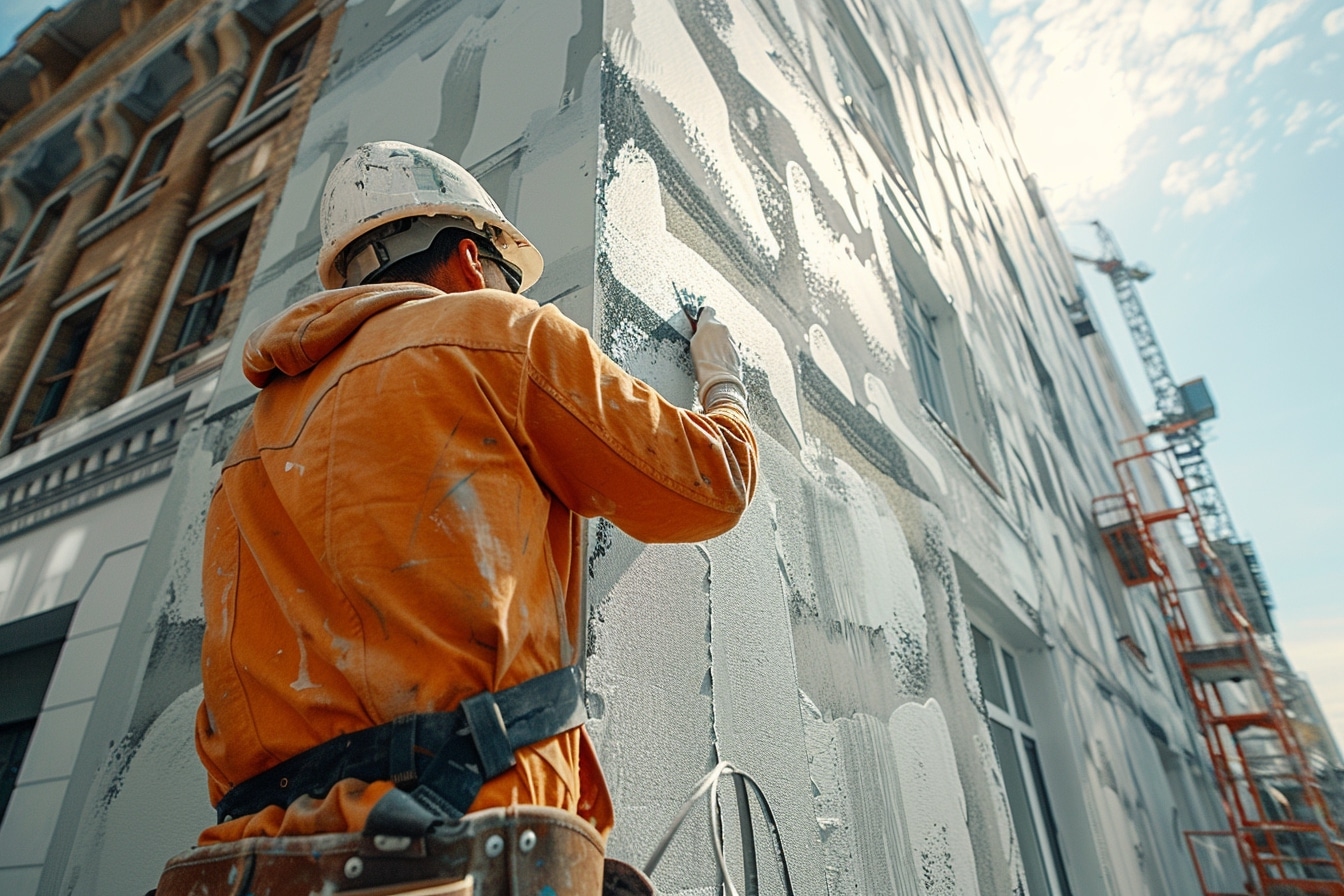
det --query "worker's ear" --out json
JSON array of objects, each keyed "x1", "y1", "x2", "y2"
[{"x1": 454, "y1": 238, "x2": 487, "y2": 291}]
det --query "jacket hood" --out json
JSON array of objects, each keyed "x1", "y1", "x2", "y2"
[{"x1": 242, "y1": 283, "x2": 443, "y2": 387}]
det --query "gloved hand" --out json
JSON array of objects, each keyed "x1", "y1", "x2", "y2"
[{"x1": 690, "y1": 306, "x2": 748, "y2": 412}]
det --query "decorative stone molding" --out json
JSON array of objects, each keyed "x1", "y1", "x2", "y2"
[
  {"x1": 0, "y1": 393, "x2": 188, "y2": 539},
  {"x1": 49, "y1": 263, "x2": 120, "y2": 310},
  {"x1": 76, "y1": 179, "x2": 162, "y2": 248}
]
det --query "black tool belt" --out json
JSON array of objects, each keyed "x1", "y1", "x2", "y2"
[{"x1": 215, "y1": 666, "x2": 587, "y2": 828}]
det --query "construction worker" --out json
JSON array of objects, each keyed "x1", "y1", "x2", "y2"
[{"x1": 152, "y1": 141, "x2": 757, "y2": 895}]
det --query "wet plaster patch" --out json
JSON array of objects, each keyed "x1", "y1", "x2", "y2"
[
  {"x1": 585, "y1": 535, "x2": 719, "y2": 890},
  {"x1": 608, "y1": 0, "x2": 781, "y2": 260},
  {"x1": 599, "y1": 142, "x2": 803, "y2": 444},
  {"x1": 704, "y1": 476, "x2": 825, "y2": 895},
  {"x1": 74, "y1": 686, "x2": 213, "y2": 896},
  {"x1": 797, "y1": 442, "x2": 928, "y2": 697},
  {"x1": 803, "y1": 711, "x2": 924, "y2": 896},
  {"x1": 889, "y1": 698, "x2": 982, "y2": 896}
]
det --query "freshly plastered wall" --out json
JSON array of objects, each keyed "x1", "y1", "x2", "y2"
[
  {"x1": 34, "y1": 1, "x2": 1227, "y2": 894},
  {"x1": 588, "y1": 1, "x2": 1220, "y2": 894}
]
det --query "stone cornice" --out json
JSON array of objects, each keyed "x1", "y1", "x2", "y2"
[{"x1": 0, "y1": 0, "x2": 213, "y2": 158}]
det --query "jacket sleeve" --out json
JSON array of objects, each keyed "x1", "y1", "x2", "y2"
[{"x1": 514, "y1": 306, "x2": 757, "y2": 544}]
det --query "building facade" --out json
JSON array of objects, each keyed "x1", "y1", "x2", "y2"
[{"x1": 0, "y1": 0, "x2": 1334, "y2": 894}]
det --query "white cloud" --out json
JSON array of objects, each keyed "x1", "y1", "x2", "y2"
[
  {"x1": 1324, "y1": 6, "x2": 1344, "y2": 35},
  {"x1": 1285, "y1": 99, "x2": 1314, "y2": 134},
  {"x1": 1307, "y1": 114, "x2": 1344, "y2": 153},
  {"x1": 1178, "y1": 125, "x2": 1207, "y2": 144},
  {"x1": 1251, "y1": 35, "x2": 1304, "y2": 76},
  {"x1": 1161, "y1": 140, "x2": 1259, "y2": 216},
  {"x1": 985, "y1": 0, "x2": 1312, "y2": 216},
  {"x1": 1248, "y1": 106, "x2": 1269, "y2": 128}
]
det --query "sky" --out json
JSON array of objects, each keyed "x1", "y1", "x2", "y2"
[
  {"x1": 962, "y1": 0, "x2": 1344, "y2": 740},
  {"x1": 2, "y1": 0, "x2": 1341, "y2": 740}
]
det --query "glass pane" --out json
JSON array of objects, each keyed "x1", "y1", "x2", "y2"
[
  {"x1": 1003, "y1": 650, "x2": 1031, "y2": 724},
  {"x1": 0, "y1": 719, "x2": 34, "y2": 825},
  {"x1": 973, "y1": 625, "x2": 1007, "y2": 711},
  {"x1": 991, "y1": 720, "x2": 1054, "y2": 896},
  {"x1": 1024, "y1": 737, "x2": 1074, "y2": 896}
]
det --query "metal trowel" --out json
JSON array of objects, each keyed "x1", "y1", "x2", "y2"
[{"x1": 674, "y1": 285, "x2": 705, "y2": 334}]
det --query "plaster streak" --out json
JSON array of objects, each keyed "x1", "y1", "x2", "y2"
[
  {"x1": 844, "y1": 713, "x2": 926, "y2": 896},
  {"x1": 807, "y1": 324, "x2": 854, "y2": 403},
  {"x1": 769, "y1": 0, "x2": 809, "y2": 58},
  {"x1": 600, "y1": 144, "x2": 803, "y2": 443},
  {"x1": 705, "y1": 478, "x2": 826, "y2": 895},
  {"x1": 711, "y1": 0, "x2": 859, "y2": 231},
  {"x1": 863, "y1": 373, "x2": 946, "y2": 494},
  {"x1": 787, "y1": 162, "x2": 906, "y2": 371},
  {"x1": 346, "y1": 20, "x2": 479, "y2": 171},
  {"x1": 889, "y1": 699, "x2": 982, "y2": 896},
  {"x1": 920, "y1": 502, "x2": 980, "y2": 706},
  {"x1": 611, "y1": 0, "x2": 780, "y2": 260},
  {"x1": 458, "y1": 2, "x2": 578, "y2": 165},
  {"x1": 291, "y1": 633, "x2": 317, "y2": 691}
]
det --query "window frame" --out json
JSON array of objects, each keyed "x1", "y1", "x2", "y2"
[
  {"x1": 820, "y1": 0, "x2": 920, "y2": 197},
  {"x1": 235, "y1": 13, "x2": 320, "y2": 121},
  {"x1": 4, "y1": 190, "x2": 71, "y2": 277},
  {"x1": 112, "y1": 113, "x2": 184, "y2": 205},
  {"x1": 973, "y1": 624, "x2": 1074, "y2": 896},
  {"x1": 131, "y1": 196, "x2": 261, "y2": 392},
  {"x1": 904, "y1": 293, "x2": 956, "y2": 425},
  {"x1": 2, "y1": 286, "x2": 112, "y2": 453}
]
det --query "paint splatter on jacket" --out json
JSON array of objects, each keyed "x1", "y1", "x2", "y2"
[{"x1": 194, "y1": 283, "x2": 757, "y2": 844}]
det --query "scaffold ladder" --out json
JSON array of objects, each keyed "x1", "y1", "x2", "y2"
[{"x1": 1094, "y1": 430, "x2": 1344, "y2": 895}]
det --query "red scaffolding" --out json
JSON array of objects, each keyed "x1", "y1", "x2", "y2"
[{"x1": 1095, "y1": 429, "x2": 1344, "y2": 895}]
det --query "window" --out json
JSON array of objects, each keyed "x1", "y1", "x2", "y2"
[
  {"x1": 144, "y1": 210, "x2": 253, "y2": 385},
  {"x1": 122, "y1": 116, "x2": 183, "y2": 197},
  {"x1": 994, "y1": 225, "x2": 1027, "y2": 302},
  {"x1": 0, "y1": 604, "x2": 76, "y2": 826},
  {"x1": 904, "y1": 291, "x2": 955, "y2": 424},
  {"x1": 248, "y1": 16, "x2": 318, "y2": 113},
  {"x1": 973, "y1": 625, "x2": 1074, "y2": 896},
  {"x1": 0, "y1": 720, "x2": 34, "y2": 825},
  {"x1": 9, "y1": 193, "x2": 70, "y2": 272},
  {"x1": 1021, "y1": 330, "x2": 1078, "y2": 466},
  {"x1": 8, "y1": 296, "x2": 105, "y2": 449},
  {"x1": 823, "y1": 0, "x2": 919, "y2": 195}
]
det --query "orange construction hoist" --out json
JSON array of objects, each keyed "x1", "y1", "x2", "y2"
[
  {"x1": 1096, "y1": 428, "x2": 1344, "y2": 895},
  {"x1": 1078, "y1": 222, "x2": 1344, "y2": 894}
]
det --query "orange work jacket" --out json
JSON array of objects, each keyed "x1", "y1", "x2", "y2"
[{"x1": 194, "y1": 284, "x2": 757, "y2": 845}]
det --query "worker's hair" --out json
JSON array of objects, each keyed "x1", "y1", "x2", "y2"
[{"x1": 368, "y1": 226, "x2": 478, "y2": 286}]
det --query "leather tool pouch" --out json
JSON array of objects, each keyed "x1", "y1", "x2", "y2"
[{"x1": 153, "y1": 805, "x2": 606, "y2": 896}]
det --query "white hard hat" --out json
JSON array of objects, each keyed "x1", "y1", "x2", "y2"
[{"x1": 316, "y1": 141, "x2": 543, "y2": 291}]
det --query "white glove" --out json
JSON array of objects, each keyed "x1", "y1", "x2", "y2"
[{"x1": 690, "y1": 306, "x2": 748, "y2": 413}]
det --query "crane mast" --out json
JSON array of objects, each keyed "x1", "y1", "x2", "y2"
[{"x1": 1078, "y1": 221, "x2": 1236, "y2": 541}]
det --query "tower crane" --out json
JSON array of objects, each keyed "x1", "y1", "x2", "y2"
[{"x1": 1072, "y1": 221, "x2": 1237, "y2": 543}]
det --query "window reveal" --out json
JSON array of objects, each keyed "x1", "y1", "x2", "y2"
[{"x1": 9, "y1": 297, "x2": 106, "y2": 449}]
